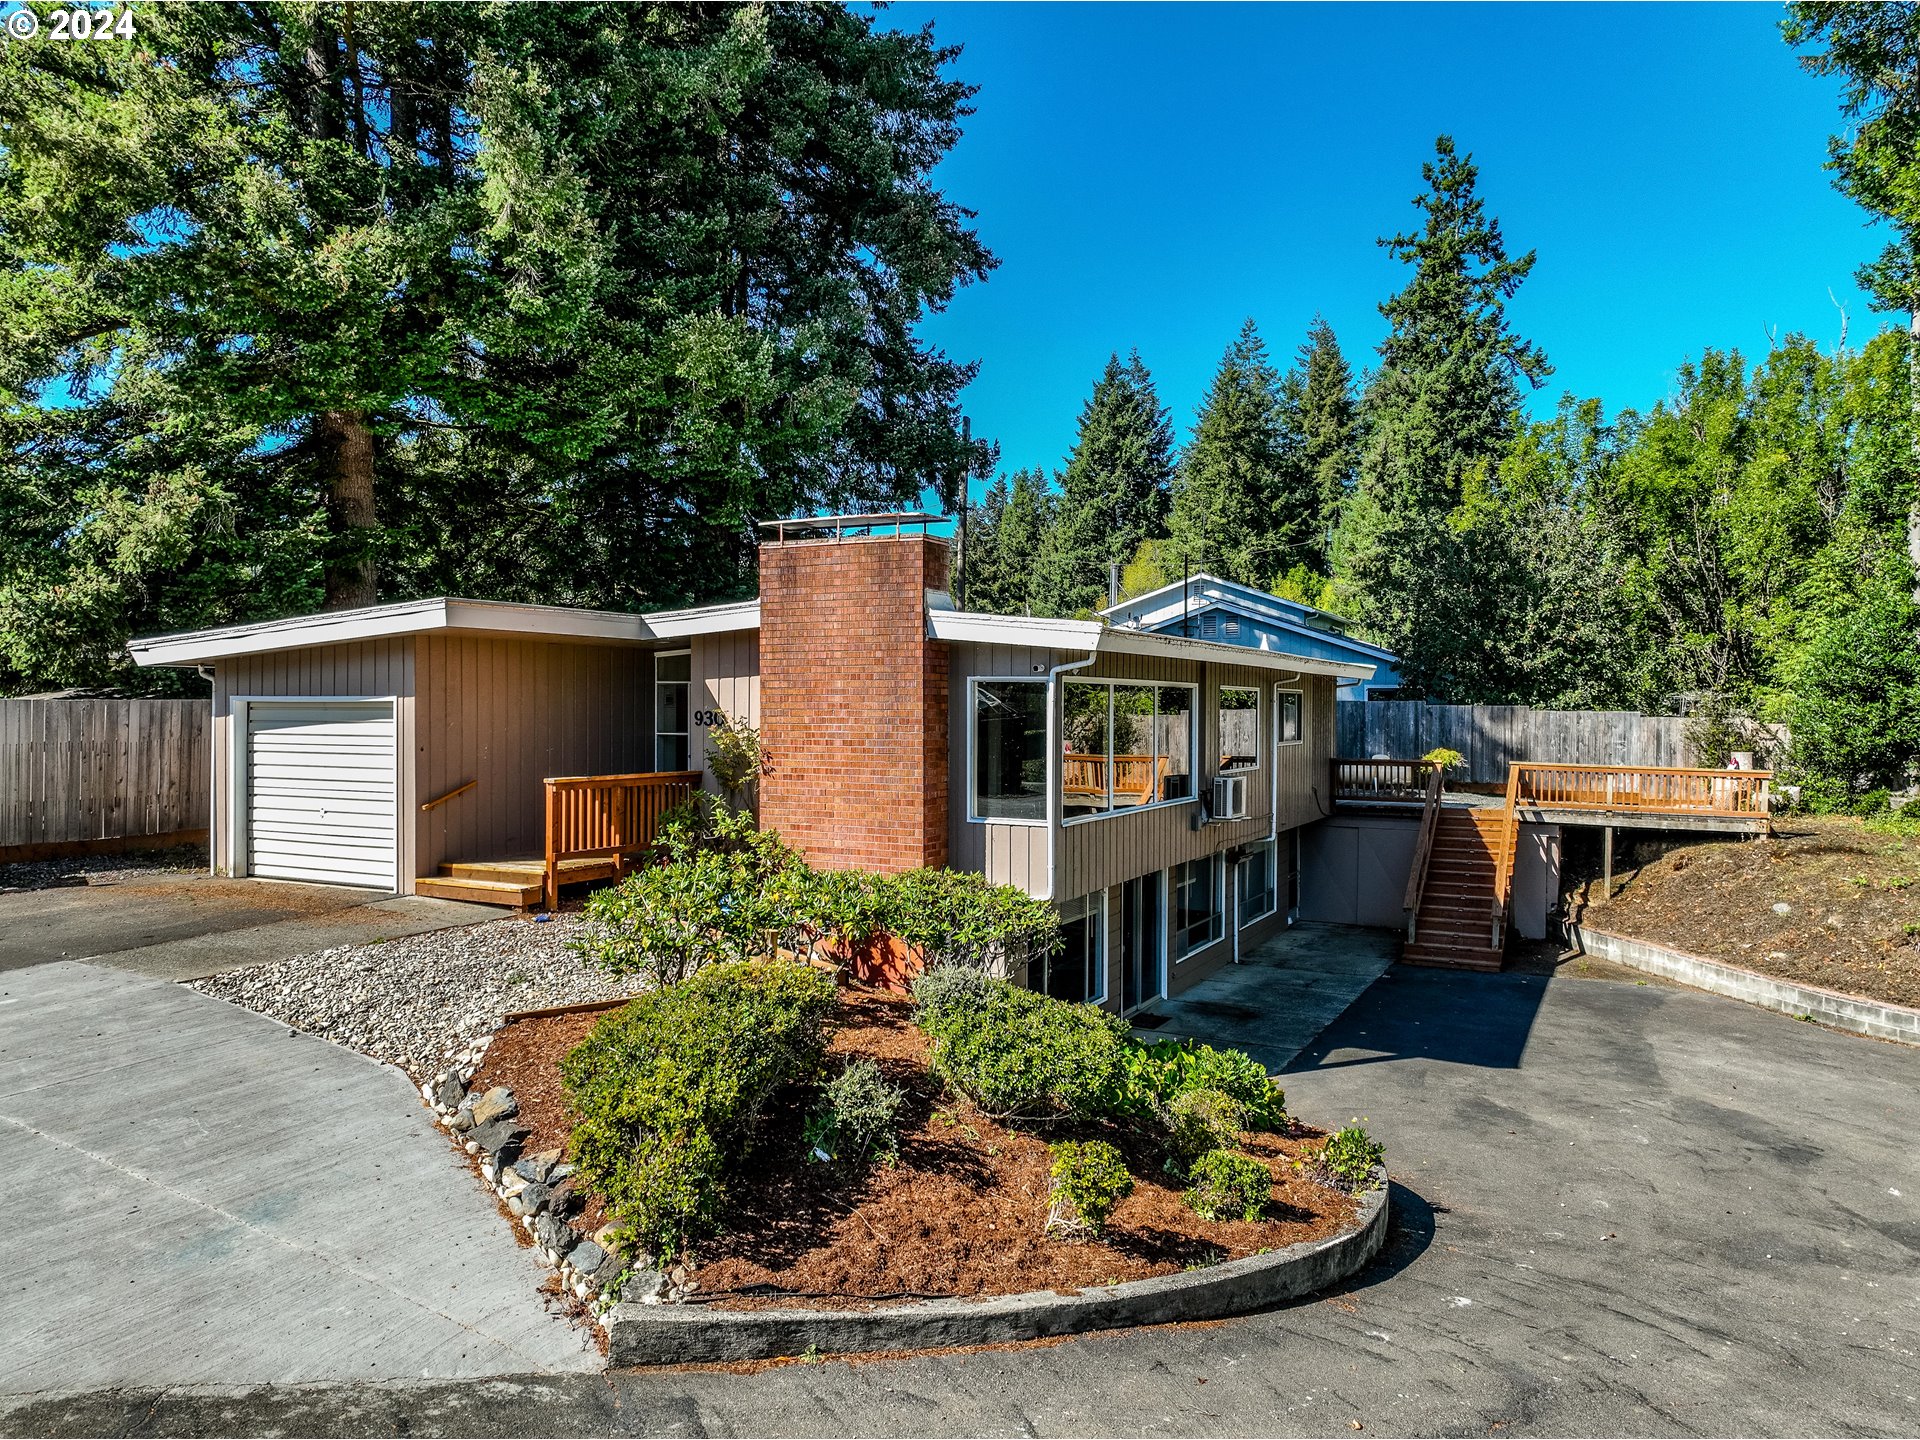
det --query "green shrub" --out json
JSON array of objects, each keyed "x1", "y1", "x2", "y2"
[
  {"x1": 1165, "y1": 1087, "x2": 1247, "y2": 1166},
  {"x1": 704, "y1": 716, "x2": 762, "y2": 806},
  {"x1": 871, "y1": 868, "x2": 1061, "y2": 973},
  {"x1": 1306, "y1": 1122, "x2": 1385, "y2": 1192},
  {"x1": 1046, "y1": 1139, "x2": 1133, "y2": 1238},
  {"x1": 913, "y1": 974, "x2": 1128, "y2": 1119},
  {"x1": 561, "y1": 961, "x2": 838, "y2": 1256},
  {"x1": 1108, "y1": 1037, "x2": 1287, "y2": 1130},
  {"x1": 1183, "y1": 1149, "x2": 1271, "y2": 1222},
  {"x1": 804, "y1": 1058, "x2": 908, "y2": 1167}
]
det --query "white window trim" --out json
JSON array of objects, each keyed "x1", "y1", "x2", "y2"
[
  {"x1": 1275, "y1": 685, "x2": 1305, "y2": 747},
  {"x1": 230, "y1": 694, "x2": 401, "y2": 892},
  {"x1": 1060, "y1": 676, "x2": 1201, "y2": 827},
  {"x1": 1238, "y1": 838, "x2": 1279, "y2": 927},
  {"x1": 1172, "y1": 852, "x2": 1226, "y2": 962},
  {"x1": 967, "y1": 675, "x2": 1051, "y2": 827},
  {"x1": 1045, "y1": 890, "x2": 1109, "y2": 1005},
  {"x1": 654, "y1": 648, "x2": 692, "y2": 773},
  {"x1": 1218, "y1": 684, "x2": 1262, "y2": 775}
]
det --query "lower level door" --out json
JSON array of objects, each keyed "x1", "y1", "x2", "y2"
[{"x1": 1120, "y1": 871, "x2": 1164, "y2": 1014}]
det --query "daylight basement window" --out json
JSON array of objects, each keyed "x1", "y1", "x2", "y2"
[
  {"x1": 1276, "y1": 687, "x2": 1303, "y2": 746},
  {"x1": 971, "y1": 679, "x2": 1049, "y2": 823},
  {"x1": 655, "y1": 650, "x2": 691, "y2": 770},
  {"x1": 1060, "y1": 679, "x2": 1197, "y2": 822},
  {"x1": 1237, "y1": 839, "x2": 1277, "y2": 926},
  {"x1": 1037, "y1": 893, "x2": 1105, "y2": 1005},
  {"x1": 1172, "y1": 854, "x2": 1223, "y2": 959},
  {"x1": 1219, "y1": 685, "x2": 1260, "y2": 773}
]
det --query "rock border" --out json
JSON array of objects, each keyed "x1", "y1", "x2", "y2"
[
  {"x1": 603, "y1": 1167, "x2": 1391, "y2": 1366},
  {"x1": 1569, "y1": 922, "x2": 1920, "y2": 1045}
]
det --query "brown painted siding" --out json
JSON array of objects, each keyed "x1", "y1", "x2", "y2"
[
  {"x1": 689, "y1": 630, "x2": 761, "y2": 795},
  {"x1": 211, "y1": 638, "x2": 418, "y2": 883},
  {"x1": 945, "y1": 640, "x2": 1060, "y2": 893},
  {"x1": 413, "y1": 635, "x2": 649, "y2": 877}
]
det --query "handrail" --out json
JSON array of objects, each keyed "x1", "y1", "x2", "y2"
[
  {"x1": 1401, "y1": 765, "x2": 1445, "y2": 942},
  {"x1": 420, "y1": 779, "x2": 477, "y2": 813},
  {"x1": 1509, "y1": 762, "x2": 1772, "y2": 818},
  {"x1": 1489, "y1": 764, "x2": 1523, "y2": 948},
  {"x1": 541, "y1": 769, "x2": 701, "y2": 909}
]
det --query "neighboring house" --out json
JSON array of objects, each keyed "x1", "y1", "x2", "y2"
[
  {"x1": 129, "y1": 516, "x2": 1375, "y2": 1012},
  {"x1": 1099, "y1": 573, "x2": 1403, "y2": 701}
]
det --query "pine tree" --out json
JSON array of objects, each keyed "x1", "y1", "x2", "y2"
[
  {"x1": 1033, "y1": 353, "x2": 1174, "y2": 616},
  {"x1": 1335, "y1": 136, "x2": 1552, "y2": 699},
  {"x1": 1296, "y1": 317, "x2": 1360, "y2": 571},
  {"x1": 1169, "y1": 320, "x2": 1314, "y2": 586},
  {"x1": 960, "y1": 467, "x2": 1052, "y2": 614}
]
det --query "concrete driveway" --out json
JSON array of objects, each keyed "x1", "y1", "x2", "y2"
[
  {"x1": 0, "y1": 870, "x2": 493, "y2": 979},
  {"x1": 0, "y1": 962, "x2": 600, "y2": 1399},
  {"x1": 5, "y1": 941, "x2": 1918, "y2": 1436}
]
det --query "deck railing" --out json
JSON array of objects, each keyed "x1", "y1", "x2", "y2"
[
  {"x1": 1062, "y1": 753, "x2": 1173, "y2": 807},
  {"x1": 1508, "y1": 762, "x2": 1773, "y2": 818},
  {"x1": 1401, "y1": 765, "x2": 1446, "y2": 942},
  {"x1": 542, "y1": 770, "x2": 700, "y2": 909},
  {"x1": 1331, "y1": 757, "x2": 1440, "y2": 804}
]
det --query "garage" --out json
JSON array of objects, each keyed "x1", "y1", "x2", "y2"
[{"x1": 242, "y1": 699, "x2": 398, "y2": 890}]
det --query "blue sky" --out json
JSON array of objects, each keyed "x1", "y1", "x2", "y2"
[{"x1": 878, "y1": 2, "x2": 1882, "y2": 498}]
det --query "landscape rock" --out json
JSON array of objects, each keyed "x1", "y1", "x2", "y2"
[
  {"x1": 469, "y1": 1086, "x2": 519, "y2": 1127},
  {"x1": 513, "y1": 1148, "x2": 563, "y2": 1184},
  {"x1": 433, "y1": 1073, "x2": 465, "y2": 1110},
  {"x1": 567, "y1": 1240, "x2": 607, "y2": 1276},
  {"x1": 533, "y1": 1213, "x2": 574, "y2": 1253},
  {"x1": 549, "y1": 1163, "x2": 575, "y2": 1183},
  {"x1": 517, "y1": 1181, "x2": 552, "y2": 1216},
  {"x1": 470, "y1": 1120, "x2": 528, "y2": 1159},
  {"x1": 622, "y1": 1266, "x2": 668, "y2": 1301}
]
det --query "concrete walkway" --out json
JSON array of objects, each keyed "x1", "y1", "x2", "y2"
[
  {"x1": 1139, "y1": 922, "x2": 1398, "y2": 1069},
  {"x1": 0, "y1": 962, "x2": 599, "y2": 1396},
  {"x1": 0, "y1": 871, "x2": 494, "y2": 979}
]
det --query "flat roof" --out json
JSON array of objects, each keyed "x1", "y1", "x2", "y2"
[{"x1": 128, "y1": 596, "x2": 760, "y2": 667}]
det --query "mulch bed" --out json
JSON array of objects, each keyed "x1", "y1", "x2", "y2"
[
  {"x1": 1579, "y1": 816, "x2": 1920, "y2": 1009},
  {"x1": 471, "y1": 988, "x2": 1359, "y2": 1311}
]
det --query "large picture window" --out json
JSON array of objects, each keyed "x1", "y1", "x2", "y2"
[
  {"x1": 1219, "y1": 686, "x2": 1260, "y2": 772},
  {"x1": 1276, "y1": 688, "x2": 1303, "y2": 746},
  {"x1": 1173, "y1": 855, "x2": 1223, "y2": 958},
  {"x1": 1237, "y1": 840, "x2": 1277, "y2": 926},
  {"x1": 1061, "y1": 679, "x2": 1197, "y2": 821},
  {"x1": 971, "y1": 679, "x2": 1049, "y2": 822},
  {"x1": 1037, "y1": 893, "x2": 1105, "y2": 1004},
  {"x1": 655, "y1": 651, "x2": 690, "y2": 771}
]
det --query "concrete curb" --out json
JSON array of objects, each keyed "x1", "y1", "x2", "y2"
[
  {"x1": 605, "y1": 1168, "x2": 1390, "y2": 1365},
  {"x1": 1568, "y1": 923, "x2": 1920, "y2": 1045}
]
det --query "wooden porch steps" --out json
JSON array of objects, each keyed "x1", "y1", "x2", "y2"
[
  {"x1": 414, "y1": 854, "x2": 628, "y2": 910},
  {"x1": 1402, "y1": 808, "x2": 1507, "y2": 973},
  {"x1": 415, "y1": 873, "x2": 544, "y2": 909}
]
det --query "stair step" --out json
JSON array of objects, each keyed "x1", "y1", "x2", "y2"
[
  {"x1": 1401, "y1": 946, "x2": 1506, "y2": 972},
  {"x1": 442, "y1": 861, "x2": 545, "y2": 884},
  {"x1": 415, "y1": 875, "x2": 543, "y2": 909}
]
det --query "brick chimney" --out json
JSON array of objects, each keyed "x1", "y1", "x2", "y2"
[{"x1": 757, "y1": 528, "x2": 950, "y2": 872}]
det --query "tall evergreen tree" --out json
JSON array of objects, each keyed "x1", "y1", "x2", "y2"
[
  {"x1": 1335, "y1": 135, "x2": 1552, "y2": 698},
  {"x1": 960, "y1": 466, "x2": 1051, "y2": 615},
  {"x1": 1033, "y1": 352, "x2": 1173, "y2": 615},
  {"x1": 1296, "y1": 316, "x2": 1360, "y2": 571},
  {"x1": 1169, "y1": 319, "x2": 1315, "y2": 586}
]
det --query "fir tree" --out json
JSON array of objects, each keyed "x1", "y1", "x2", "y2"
[
  {"x1": 1033, "y1": 353, "x2": 1174, "y2": 615},
  {"x1": 1296, "y1": 316, "x2": 1360, "y2": 570},
  {"x1": 961, "y1": 467, "x2": 1052, "y2": 614}
]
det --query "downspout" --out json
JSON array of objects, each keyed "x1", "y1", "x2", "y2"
[
  {"x1": 1253, "y1": 669, "x2": 1304, "y2": 950},
  {"x1": 1040, "y1": 649, "x2": 1100, "y2": 902},
  {"x1": 198, "y1": 665, "x2": 217, "y2": 875}
]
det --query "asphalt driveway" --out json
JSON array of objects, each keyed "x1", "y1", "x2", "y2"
[
  {"x1": 4, "y1": 943, "x2": 1918, "y2": 1436},
  {"x1": 0, "y1": 870, "x2": 492, "y2": 979}
]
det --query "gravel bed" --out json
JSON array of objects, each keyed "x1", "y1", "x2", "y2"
[
  {"x1": 0, "y1": 845, "x2": 206, "y2": 893},
  {"x1": 190, "y1": 913, "x2": 645, "y2": 1079}
]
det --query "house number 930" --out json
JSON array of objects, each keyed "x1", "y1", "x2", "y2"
[{"x1": 690, "y1": 710, "x2": 729, "y2": 728}]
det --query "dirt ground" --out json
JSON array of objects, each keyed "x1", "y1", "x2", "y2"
[
  {"x1": 1570, "y1": 815, "x2": 1920, "y2": 1009},
  {"x1": 474, "y1": 990, "x2": 1359, "y2": 1309}
]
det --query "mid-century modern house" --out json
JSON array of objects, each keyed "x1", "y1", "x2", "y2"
[
  {"x1": 131, "y1": 514, "x2": 1554, "y2": 1008},
  {"x1": 1099, "y1": 574, "x2": 1403, "y2": 700}
]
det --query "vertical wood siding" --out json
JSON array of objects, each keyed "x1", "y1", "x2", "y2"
[
  {"x1": 690, "y1": 631, "x2": 760, "y2": 789},
  {"x1": 945, "y1": 641, "x2": 1057, "y2": 894},
  {"x1": 212, "y1": 637, "x2": 417, "y2": 881},
  {"x1": 0, "y1": 699, "x2": 211, "y2": 852},
  {"x1": 413, "y1": 636, "x2": 649, "y2": 878}
]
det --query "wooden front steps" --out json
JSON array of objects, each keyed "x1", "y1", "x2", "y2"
[
  {"x1": 1403, "y1": 807, "x2": 1507, "y2": 972},
  {"x1": 414, "y1": 856, "x2": 621, "y2": 911}
]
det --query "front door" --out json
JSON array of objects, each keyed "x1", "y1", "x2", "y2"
[{"x1": 1119, "y1": 871, "x2": 1164, "y2": 1014}]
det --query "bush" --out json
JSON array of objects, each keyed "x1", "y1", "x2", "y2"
[
  {"x1": 704, "y1": 715, "x2": 762, "y2": 806},
  {"x1": 1046, "y1": 1139, "x2": 1133, "y2": 1238},
  {"x1": 1108, "y1": 1037, "x2": 1287, "y2": 1130},
  {"x1": 804, "y1": 1058, "x2": 908, "y2": 1167},
  {"x1": 1303, "y1": 1121, "x2": 1385, "y2": 1192},
  {"x1": 1165, "y1": 1087, "x2": 1246, "y2": 1166},
  {"x1": 913, "y1": 973, "x2": 1128, "y2": 1119},
  {"x1": 1183, "y1": 1149, "x2": 1271, "y2": 1223},
  {"x1": 561, "y1": 961, "x2": 838, "y2": 1257},
  {"x1": 872, "y1": 868, "x2": 1062, "y2": 974}
]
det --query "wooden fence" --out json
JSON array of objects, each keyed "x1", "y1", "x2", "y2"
[
  {"x1": 0, "y1": 699, "x2": 211, "y2": 859},
  {"x1": 1336, "y1": 702, "x2": 1698, "y2": 784}
]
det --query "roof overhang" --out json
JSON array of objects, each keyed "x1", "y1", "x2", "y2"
[
  {"x1": 926, "y1": 610, "x2": 1375, "y2": 682},
  {"x1": 128, "y1": 596, "x2": 759, "y2": 667}
]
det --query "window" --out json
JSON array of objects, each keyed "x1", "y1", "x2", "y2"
[
  {"x1": 1276, "y1": 687, "x2": 1303, "y2": 745},
  {"x1": 1038, "y1": 893, "x2": 1105, "y2": 1004},
  {"x1": 971, "y1": 679, "x2": 1049, "y2": 822},
  {"x1": 1219, "y1": 686, "x2": 1260, "y2": 773},
  {"x1": 1172, "y1": 855, "x2": 1223, "y2": 958},
  {"x1": 655, "y1": 651, "x2": 690, "y2": 770},
  {"x1": 1237, "y1": 840, "x2": 1277, "y2": 925},
  {"x1": 1061, "y1": 679, "x2": 1198, "y2": 821}
]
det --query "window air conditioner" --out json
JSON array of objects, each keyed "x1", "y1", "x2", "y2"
[{"x1": 1211, "y1": 774, "x2": 1247, "y2": 821}]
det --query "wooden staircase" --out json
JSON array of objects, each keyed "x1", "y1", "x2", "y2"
[
  {"x1": 1402, "y1": 807, "x2": 1509, "y2": 971},
  {"x1": 415, "y1": 860, "x2": 546, "y2": 910}
]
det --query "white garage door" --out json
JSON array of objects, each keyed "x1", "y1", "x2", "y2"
[{"x1": 244, "y1": 700, "x2": 397, "y2": 889}]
